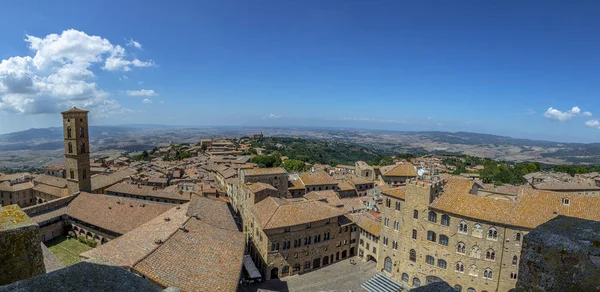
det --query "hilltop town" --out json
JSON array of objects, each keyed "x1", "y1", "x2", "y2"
[{"x1": 1, "y1": 108, "x2": 600, "y2": 292}]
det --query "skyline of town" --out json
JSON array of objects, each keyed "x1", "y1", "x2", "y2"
[{"x1": 1, "y1": 1, "x2": 600, "y2": 142}]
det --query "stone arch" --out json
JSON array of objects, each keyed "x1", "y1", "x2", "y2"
[
  {"x1": 86, "y1": 231, "x2": 93, "y2": 239},
  {"x1": 350, "y1": 247, "x2": 355, "y2": 256},
  {"x1": 270, "y1": 267, "x2": 279, "y2": 279},
  {"x1": 101, "y1": 238, "x2": 108, "y2": 244},
  {"x1": 323, "y1": 256, "x2": 329, "y2": 265},
  {"x1": 342, "y1": 250, "x2": 347, "y2": 259}
]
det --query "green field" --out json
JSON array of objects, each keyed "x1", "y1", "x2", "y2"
[{"x1": 46, "y1": 236, "x2": 93, "y2": 266}]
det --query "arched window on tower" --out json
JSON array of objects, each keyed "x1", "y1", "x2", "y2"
[
  {"x1": 80, "y1": 142, "x2": 85, "y2": 154},
  {"x1": 483, "y1": 268, "x2": 493, "y2": 280},
  {"x1": 512, "y1": 255, "x2": 518, "y2": 265},
  {"x1": 67, "y1": 127, "x2": 72, "y2": 138},
  {"x1": 515, "y1": 232, "x2": 521, "y2": 242},
  {"x1": 455, "y1": 261, "x2": 464, "y2": 272},
  {"x1": 68, "y1": 142, "x2": 73, "y2": 154},
  {"x1": 80, "y1": 127, "x2": 84, "y2": 138},
  {"x1": 384, "y1": 257, "x2": 393, "y2": 273},
  {"x1": 70, "y1": 170, "x2": 74, "y2": 179},
  {"x1": 82, "y1": 170, "x2": 87, "y2": 180}
]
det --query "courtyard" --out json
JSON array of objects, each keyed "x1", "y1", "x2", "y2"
[
  {"x1": 46, "y1": 236, "x2": 93, "y2": 266},
  {"x1": 240, "y1": 257, "x2": 377, "y2": 292}
]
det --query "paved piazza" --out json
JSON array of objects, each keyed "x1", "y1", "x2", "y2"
[{"x1": 241, "y1": 257, "x2": 377, "y2": 292}]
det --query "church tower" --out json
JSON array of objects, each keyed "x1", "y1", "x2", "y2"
[{"x1": 61, "y1": 107, "x2": 92, "y2": 194}]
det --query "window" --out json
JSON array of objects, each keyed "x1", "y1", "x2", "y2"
[
  {"x1": 68, "y1": 142, "x2": 73, "y2": 153},
  {"x1": 472, "y1": 224, "x2": 483, "y2": 238},
  {"x1": 562, "y1": 198, "x2": 570, "y2": 205},
  {"x1": 458, "y1": 221, "x2": 468, "y2": 234},
  {"x1": 392, "y1": 240, "x2": 398, "y2": 250},
  {"x1": 426, "y1": 255, "x2": 435, "y2": 265},
  {"x1": 394, "y1": 220, "x2": 400, "y2": 231},
  {"x1": 412, "y1": 277, "x2": 421, "y2": 288},
  {"x1": 510, "y1": 272, "x2": 518, "y2": 280},
  {"x1": 515, "y1": 232, "x2": 521, "y2": 242},
  {"x1": 306, "y1": 223, "x2": 311, "y2": 229},
  {"x1": 483, "y1": 268, "x2": 493, "y2": 280},
  {"x1": 485, "y1": 249, "x2": 495, "y2": 261},
  {"x1": 383, "y1": 236, "x2": 388, "y2": 245},
  {"x1": 324, "y1": 232, "x2": 330, "y2": 241},
  {"x1": 70, "y1": 170, "x2": 75, "y2": 179},
  {"x1": 386, "y1": 198, "x2": 391, "y2": 208},
  {"x1": 409, "y1": 249, "x2": 416, "y2": 262},
  {"x1": 80, "y1": 142, "x2": 86, "y2": 154},
  {"x1": 384, "y1": 257, "x2": 393, "y2": 273},
  {"x1": 401, "y1": 273, "x2": 409, "y2": 282},
  {"x1": 305, "y1": 236, "x2": 311, "y2": 245},
  {"x1": 512, "y1": 255, "x2": 518, "y2": 265},
  {"x1": 304, "y1": 261, "x2": 311, "y2": 269},
  {"x1": 470, "y1": 246, "x2": 481, "y2": 259},
  {"x1": 412, "y1": 229, "x2": 417, "y2": 239},
  {"x1": 487, "y1": 227, "x2": 498, "y2": 240},
  {"x1": 79, "y1": 127, "x2": 84, "y2": 138},
  {"x1": 413, "y1": 210, "x2": 419, "y2": 219},
  {"x1": 395, "y1": 201, "x2": 401, "y2": 211},
  {"x1": 82, "y1": 170, "x2": 87, "y2": 180},
  {"x1": 439, "y1": 235, "x2": 449, "y2": 246},
  {"x1": 284, "y1": 227, "x2": 290, "y2": 232},
  {"x1": 454, "y1": 285, "x2": 463, "y2": 292},
  {"x1": 427, "y1": 231, "x2": 436, "y2": 242},
  {"x1": 271, "y1": 242, "x2": 279, "y2": 251},
  {"x1": 441, "y1": 214, "x2": 450, "y2": 226},
  {"x1": 293, "y1": 264, "x2": 300, "y2": 272},
  {"x1": 67, "y1": 127, "x2": 72, "y2": 138},
  {"x1": 428, "y1": 211, "x2": 437, "y2": 223},
  {"x1": 469, "y1": 265, "x2": 478, "y2": 276},
  {"x1": 282, "y1": 265, "x2": 289, "y2": 274},
  {"x1": 456, "y1": 242, "x2": 466, "y2": 254},
  {"x1": 455, "y1": 262, "x2": 464, "y2": 272},
  {"x1": 438, "y1": 259, "x2": 447, "y2": 269},
  {"x1": 384, "y1": 217, "x2": 389, "y2": 227}
]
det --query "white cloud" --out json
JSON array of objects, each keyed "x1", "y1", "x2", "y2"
[
  {"x1": 585, "y1": 120, "x2": 600, "y2": 129},
  {"x1": 268, "y1": 113, "x2": 281, "y2": 119},
  {"x1": 126, "y1": 38, "x2": 142, "y2": 49},
  {"x1": 525, "y1": 108, "x2": 536, "y2": 115},
  {"x1": 142, "y1": 98, "x2": 152, "y2": 104},
  {"x1": 0, "y1": 29, "x2": 153, "y2": 116},
  {"x1": 123, "y1": 89, "x2": 157, "y2": 96},
  {"x1": 543, "y1": 106, "x2": 591, "y2": 122}
]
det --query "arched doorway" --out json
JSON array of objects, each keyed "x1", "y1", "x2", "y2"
[
  {"x1": 342, "y1": 250, "x2": 347, "y2": 259},
  {"x1": 101, "y1": 238, "x2": 108, "y2": 244},
  {"x1": 270, "y1": 268, "x2": 279, "y2": 279},
  {"x1": 350, "y1": 247, "x2": 356, "y2": 256},
  {"x1": 323, "y1": 256, "x2": 329, "y2": 265},
  {"x1": 367, "y1": 255, "x2": 377, "y2": 263},
  {"x1": 336, "y1": 252, "x2": 340, "y2": 261},
  {"x1": 313, "y1": 258, "x2": 321, "y2": 269},
  {"x1": 426, "y1": 276, "x2": 443, "y2": 285},
  {"x1": 384, "y1": 257, "x2": 392, "y2": 273}
]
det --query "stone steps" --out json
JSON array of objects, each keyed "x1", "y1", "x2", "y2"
[{"x1": 361, "y1": 272, "x2": 403, "y2": 292}]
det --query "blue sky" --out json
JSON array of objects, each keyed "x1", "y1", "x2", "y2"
[{"x1": 1, "y1": 1, "x2": 600, "y2": 142}]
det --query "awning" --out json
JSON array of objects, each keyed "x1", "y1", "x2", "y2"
[{"x1": 243, "y1": 255, "x2": 262, "y2": 279}]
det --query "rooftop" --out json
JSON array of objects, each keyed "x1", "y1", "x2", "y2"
[
  {"x1": 252, "y1": 197, "x2": 346, "y2": 230},
  {"x1": 243, "y1": 167, "x2": 287, "y2": 176}
]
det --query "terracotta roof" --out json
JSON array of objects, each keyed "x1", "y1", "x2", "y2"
[
  {"x1": 350, "y1": 213, "x2": 381, "y2": 236},
  {"x1": 243, "y1": 167, "x2": 287, "y2": 176},
  {"x1": 247, "y1": 182, "x2": 277, "y2": 193},
  {"x1": 381, "y1": 186, "x2": 407, "y2": 200},
  {"x1": 66, "y1": 192, "x2": 172, "y2": 235},
  {"x1": 91, "y1": 168, "x2": 138, "y2": 191},
  {"x1": 0, "y1": 181, "x2": 33, "y2": 192},
  {"x1": 0, "y1": 172, "x2": 31, "y2": 182},
  {"x1": 339, "y1": 197, "x2": 366, "y2": 213},
  {"x1": 532, "y1": 180, "x2": 600, "y2": 191},
  {"x1": 81, "y1": 204, "x2": 189, "y2": 267},
  {"x1": 345, "y1": 174, "x2": 373, "y2": 185},
  {"x1": 106, "y1": 182, "x2": 193, "y2": 202},
  {"x1": 300, "y1": 170, "x2": 337, "y2": 186},
  {"x1": 32, "y1": 184, "x2": 68, "y2": 198},
  {"x1": 305, "y1": 190, "x2": 343, "y2": 207},
  {"x1": 30, "y1": 206, "x2": 68, "y2": 224},
  {"x1": 133, "y1": 197, "x2": 243, "y2": 291},
  {"x1": 288, "y1": 179, "x2": 305, "y2": 190},
  {"x1": 381, "y1": 163, "x2": 418, "y2": 177},
  {"x1": 33, "y1": 174, "x2": 68, "y2": 188},
  {"x1": 337, "y1": 181, "x2": 355, "y2": 191},
  {"x1": 61, "y1": 107, "x2": 89, "y2": 114},
  {"x1": 252, "y1": 197, "x2": 346, "y2": 230}
]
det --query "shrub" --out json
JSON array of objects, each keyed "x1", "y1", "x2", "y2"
[
  {"x1": 86, "y1": 239, "x2": 98, "y2": 248},
  {"x1": 78, "y1": 236, "x2": 86, "y2": 243},
  {"x1": 67, "y1": 231, "x2": 76, "y2": 239}
]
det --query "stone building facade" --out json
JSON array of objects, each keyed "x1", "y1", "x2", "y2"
[
  {"x1": 240, "y1": 167, "x2": 288, "y2": 197},
  {"x1": 62, "y1": 107, "x2": 92, "y2": 194}
]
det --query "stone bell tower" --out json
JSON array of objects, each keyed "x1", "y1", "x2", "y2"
[{"x1": 61, "y1": 107, "x2": 92, "y2": 194}]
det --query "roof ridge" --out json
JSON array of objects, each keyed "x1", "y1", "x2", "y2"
[{"x1": 262, "y1": 199, "x2": 281, "y2": 229}]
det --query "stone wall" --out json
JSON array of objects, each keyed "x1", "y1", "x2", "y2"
[
  {"x1": 0, "y1": 205, "x2": 45, "y2": 285},
  {"x1": 513, "y1": 215, "x2": 600, "y2": 291}
]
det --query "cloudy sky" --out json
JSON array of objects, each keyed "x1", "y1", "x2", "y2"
[{"x1": 1, "y1": 1, "x2": 600, "y2": 142}]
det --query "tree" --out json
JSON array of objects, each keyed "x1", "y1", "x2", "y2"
[{"x1": 281, "y1": 159, "x2": 309, "y2": 172}]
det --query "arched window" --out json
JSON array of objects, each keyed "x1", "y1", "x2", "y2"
[
  {"x1": 68, "y1": 142, "x2": 73, "y2": 153},
  {"x1": 426, "y1": 255, "x2": 435, "y2": 265},
  {"x1": 80, "y1": 142, "x2": 85, "y2": 154},
  {"x1": 485, "y1": 249, "x2": 495, "y2": 261},
  {"x1": 488, "y1": 227, "x2": 498, "y2": 240},
  {"x1": 67, "y1": 127, "x2": 72, "y2": 138},
  {"x1": 472, "y1": 224, "x2": 483, "y2": 238},
  {"x1": 512, "y1": 255, "x2": 518, "y2": 265},
  {"x1": 413, "y1": 209, "x2": 419, "y2": 219},
  {"x1": 441, "y1": 214, "x2": 450, "y2": 226},
  {"x1": 469, "y1": 265, "x2": 478, "y2": 276},
  {"x1": 282, "y1": 265, "x2": 289, "y2": 274},
  {"x1": 483, "y1": 268, "x2": 493, "y2": 280},
  {"x1": 454, "y1": 284, "x2": 463, "y2": 292},
  {"x1": 439, "y1": 234, "x2": 449, "y2": 246},
  {"x1": 458, "y1": 221, "x2": 468, "y2": 234},
  {"x1": 427, "y1": 231, "x2": 437, "y2": 242},
  {"x1": 401, "y1": 273, "x2": 409, "y2": 282},
  {"x1": 467, "y1": 288, "x2": 476, "y2": 292},
  {"x1": 438, "y1": 259, "x2": 447, "y2": 269},
  {"x1": 428, "y1": 211, "x2": 437, "y2": 223},
  {"x1": 409, "y1": 249, "x2": 416, "y2": 262},
  {"x1": 515, "y1": 232, "x2": 521, "y2": 241},
  {"x1": 470, "y1": 246, "x2": 481, "y2": 259},
  {"x1": 456, "y1": 242, "x2": 466, "y2": 254},
  {"x1": 412, "y1": 277, "x2": 421, "y2": 287},
  {"x1": 70, "y1": 170, "x2": 74, "y2": 179},
  {"x1": 79, "y1": 127, "x2": 84, "y2": 138},
  {"x1": 455, "y1": 262, "x2": 464, "y2": 272},
  {"x1": 384, "y1": 257, "x2": 393, "y2": 272},
  {"x1": 293, "y1": 263, "x2": 300, "y2": 272}
]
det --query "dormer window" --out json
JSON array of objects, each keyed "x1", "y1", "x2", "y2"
[{"x1": 562, "y1": 198, "x2": 570, "y2": 205}]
